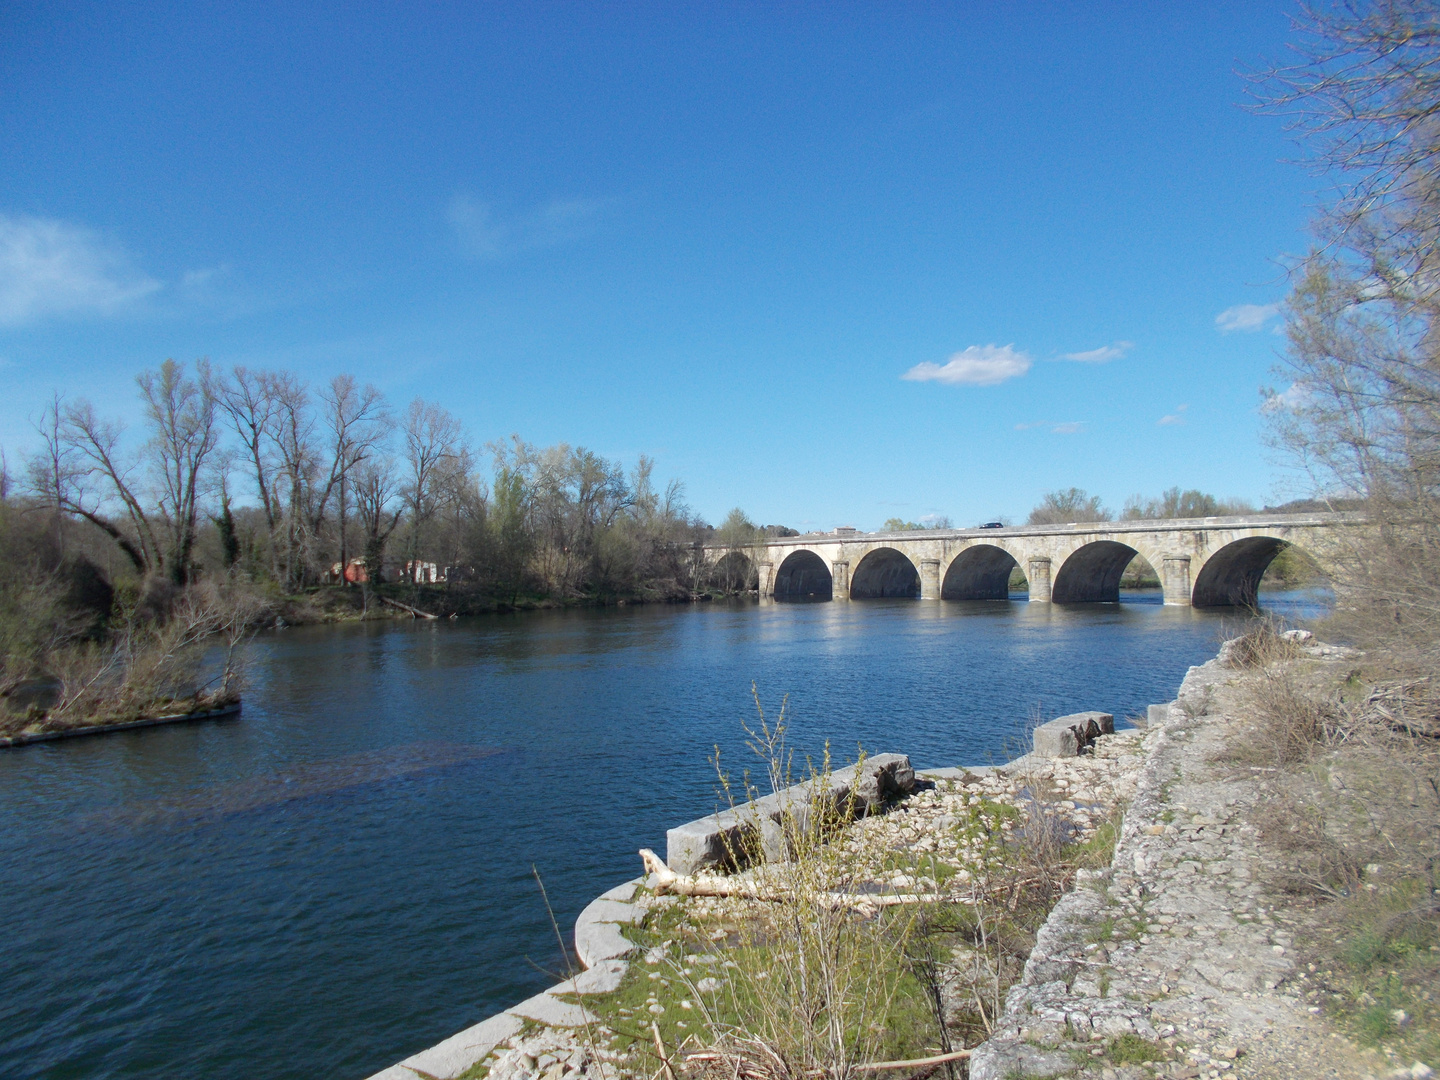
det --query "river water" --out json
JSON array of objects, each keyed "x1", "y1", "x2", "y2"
[{"x1": 0, "y1": 592, "x2": 1324, "y2": 1080}]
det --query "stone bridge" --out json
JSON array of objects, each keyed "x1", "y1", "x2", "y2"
[{"x1": 704, "y1": 513, "x2": 1354, "y2": 607}]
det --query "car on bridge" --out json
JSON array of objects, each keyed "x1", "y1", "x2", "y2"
[{"x1": 980, "y1": 521, "x2": 1004, "y2": 529}]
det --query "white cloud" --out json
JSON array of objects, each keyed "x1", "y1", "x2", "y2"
[
  {"x1": 448, "y1": 194, "x2": 603, "y2": 259},
  {"x1": 1216, "y1": 303, "x2": 1280, "y2": 333},
  {"x1": 1157, "y1": 402, "x2": 1189, "y2": 426},
  {"x1": 1060, "y1": 340, "x2": 1132, "y2": 363},
  {"x1": 1260, "y1": 383, "x2": 1311, "y2": 414},
  {"x1": 0, "y1": 213, "x2": 160, "y2": 326},
  {"x1": 903, "y1": 344, "x2": 1032, "y2": 387}
]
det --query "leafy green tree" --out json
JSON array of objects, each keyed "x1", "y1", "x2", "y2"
[{"x1": 490, "y1": 466, "x2": 531, "y2": 603}]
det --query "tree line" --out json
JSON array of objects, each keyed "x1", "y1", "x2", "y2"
[{"x1": 9, "y1": 359, "x2": 720, "y2": 606}]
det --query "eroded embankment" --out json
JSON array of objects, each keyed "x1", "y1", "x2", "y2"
[{"x1": 972, "y1": 641, "x2": 1425, "y2": 1080}]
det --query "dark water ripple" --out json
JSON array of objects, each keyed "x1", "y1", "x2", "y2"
[{"x1": 0, "y1": 594, "x2": 1322, "y2": 1080}]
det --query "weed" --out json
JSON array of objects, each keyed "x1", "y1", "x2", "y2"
[
  {"x1": 1088, "y1": 915, "x2": 1116, "y2": 944},
  {"x1": 1107, "y1": 1033, "x2": 1165, "y2": 1064},
  {"x1": 1224, "y1": 620, "x2": 1304, "y2": 669}
]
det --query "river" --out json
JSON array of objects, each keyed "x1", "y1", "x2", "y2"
[{"x1": 0, "y1": 592, "x2": 1325, "y2": 1080}]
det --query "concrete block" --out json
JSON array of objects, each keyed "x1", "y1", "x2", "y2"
[
  {"x1": 1032, "y1": 712, "x2": 1114, "y2": 758},
  {"x1": 509, "y1": 991, "x2": 597, "y2": 1028},
  {"x1": 1032, "y1": 719, "x2": 1080, "y2": 757},
  {"x1": 665, "y1": 809, "x2": 754, "y2": 874},
  {"x1": 665, "y1": 755, "x2": 915, "y2": 873},
  {"x1": 856, "y1": 753, "x2": 916, "y2": 806},
  {"x1": 396, "y1": 1011, "x2": 524, "y2": 1079}
]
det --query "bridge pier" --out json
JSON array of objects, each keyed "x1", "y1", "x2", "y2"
[
  {"x1": 920, "y1": 559, "x2": 941, "y2": 599},
  {"x1": 831, "y1": 560, "x2": 850, "y2": 600},
  {"x1": 1162, "y1": 555, "x2": 1192, "y2": 607},
  {"x1": 757, "y1": 561, "x2": 774, "y2": 600},
  {"x1": 1027, "y1": 556, "x2": 1053, "y2": 603}
]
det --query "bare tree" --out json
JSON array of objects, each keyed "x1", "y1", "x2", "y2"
[
  {"x1": 137, "y1": 359, "x2": 221, "y2": 584},
  {"x1": 1122, "y1": 488, "x2": 1254, "y2": 519},
  {"x1": 354, "y1": 456, "x2": 404, "y2": 584},
  {"x1": 216, "y1": 367, "x2": 283, "y2": 534},
  {"x1": 1026, "y1": 488, "x2": 1111, "y2": 526},
  {"x1": 400, "y1": 399, "x2": 465, "y2": 581},
  {"x1": 317, "y1": 375, "x2": 391, "y2": 582},
  {"x1": 30, "y1": 361, "x2": 220, "y2": 583},
  {"x1": 268, "y1": 372, "x2": 318, "y2": 590},
  {"x1": 1256, "y1": 0, "x2": 1440, "y2": 652}
]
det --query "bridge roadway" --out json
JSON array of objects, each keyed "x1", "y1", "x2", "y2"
[{"x1": 703, "y1": 513, "x2": 1353, "y2": 607}]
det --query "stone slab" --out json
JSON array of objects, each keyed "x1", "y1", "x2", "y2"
[
  {"x1": 917, "y1": 765, "x2": 996, "y2": 782},
  {"x1": 508, "y1": 991, "x2": 598, "y2": 1028},
  {"x1": 395, "y1": 1011, "x2": 524, "y2": 1079},
  {"x1": 597, "y1": 879, "x2": 640, "y2": 903},
  {"x1": 1148, "y1": 702, "x2": 1173, "y2": 727},
  {"x1": 579, "y1": 898, "x2": 642, "y2": 925},
  {"x1": 364, "y1": 1066, "x2": 419, "y2": 1080},
  {"x1": 574, "y1": 918, "x2": 636, "y2": 967},
  {"x1": 547, "y1": 958, "x2": 626, "y2": 996}
]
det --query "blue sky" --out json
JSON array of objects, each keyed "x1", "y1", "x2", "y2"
[{"x1": 0, "y1": 2, "x2": 1317, "y2": 529}]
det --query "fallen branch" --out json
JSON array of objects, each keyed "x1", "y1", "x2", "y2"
[
  {"x1": 637, "y1": 848, "x2": 931, "y2": 910},
  {"x1": 681, "y1": 1049, "x2": 972, "y2": 1075},
  {"x1": 851, "y1": 1049, "x2": 973, "y2": 1072},
  {"x1": 653, "y1": 1021, "x2": 680, "y2": 1080},
  {"x1": 380, "y1": 596, "x2": 439, "y2": 619}
]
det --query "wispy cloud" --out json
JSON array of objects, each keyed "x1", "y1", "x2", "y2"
[
  {"x1": 0, "y1": 213, "x2": 160, "y2": 326},
  {"x1": 1015, "y1": 419, "x2": 1086, "y2": 434},
  {"x1": 1158, "y1": 403, "x2": 1190, "y2": 426},
  {"x1": 448, "y1": 194, "x2": 603, "y2": 259},
  {"x1": 1260, "y1": 383, "x2": 1311, "y2": 414},
  {"x1": 1216, "y1": 303, "x2": 1280, "y2": 333},
  {"x1": 1059, "y1": 340, "x2": 1132, "y2": 363},
  {"x1": 903, "y1": 344, "x2": 1032, "y2": 387}
]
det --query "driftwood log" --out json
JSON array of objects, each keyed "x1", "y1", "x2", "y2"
[
  {"x1": 681, "y1": 1048, "x2": 972, "y2": 1076},
  {"x1": 637, "y1": 848, "x2": 933, "y2": 910}
]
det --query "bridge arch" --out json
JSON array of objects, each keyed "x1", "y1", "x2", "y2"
[
  {"x1": 851, "y1": 547, "x2": 920, "y2": 599},
  {"x1": 1192, "y1": 536, "x2": 1316, "y2": 608},
  {"x1": 709, "y1": 550, "x2": 756, "y2": 593},
  {"x1": 774, "y1": 550, "x2": 832, "y2": 600},
  {"x1": 1052, "y1": 540, "x2": 1157, "y2": 603},
  {"x1": 942, "y1": 544, "x2": 1021, "y2": 601}
]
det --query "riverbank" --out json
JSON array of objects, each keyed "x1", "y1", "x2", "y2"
[
  {"x1": 270, "y1": 581, "x2": 716, "y2": 626},
  {"x1": 0, "y1": 701, "x2": 242, "y2": 748},
  {"x1": 365, "y1": 633, "x2": 1436, "y2": 1080}
]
